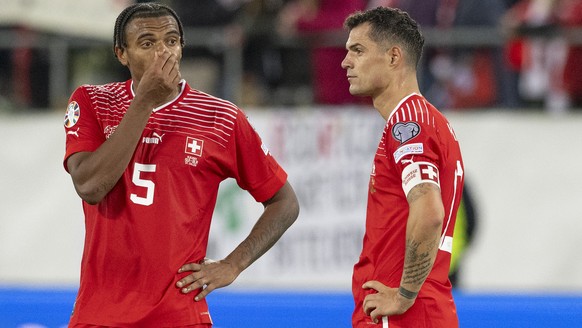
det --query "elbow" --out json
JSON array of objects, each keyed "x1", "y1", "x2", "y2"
[
  {"x1": 266, "y1": 181, "x2": 300, "y2": 227},
  {"x1": 287, "y1": 183, "x2": 300, "y2": 224},
  {"x1": 67, "y1": 153, "x2": 109, "y2": 204},
  {"x1": 81, "y1": 195, "x2": 103, "y2": 206},
  {"x1": 426, "y1": 204, "x2": 445, "y2": 230},
  {"x1": 428, "y1": 213, "x2": 444, "y2": 231},
  {"x1": 288, "y1": 196, "x2": 300, "y2": 225},
  {"x1": 73, "y1": 182, "x2": 106, "y2": 205},
  {"x1": 412, "y1": 206, "x2": 445, "y2": 233},
  {"x1": 281, "y1": 190, "x2": 300, "y2": 229}
]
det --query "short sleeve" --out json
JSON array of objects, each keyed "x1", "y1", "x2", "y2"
[
  {"x1": 229, "y1": 110, "x2": 287, "y2": 202},
  {"x1": 63, "y1": 86, "x2": 105, "y2": 172},
  {"x1": 384, "y1": 96, "x2": 443, "y2": 196}
]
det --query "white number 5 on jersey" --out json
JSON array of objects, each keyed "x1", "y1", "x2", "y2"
[{"x1": 130, "y1": 163, "x2": 156, "y2": 206}]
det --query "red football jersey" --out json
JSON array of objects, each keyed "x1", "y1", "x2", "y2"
[
  {"x1": 63, "y1": 80, "x2": 287, "y2": 327},
  {"x1": 352, "y1": 94, "x2": 464, "y2": 327}
]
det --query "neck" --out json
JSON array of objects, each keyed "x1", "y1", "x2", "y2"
[{"x1": 372, "y1": 69, "x2": 420, "y2": 120}]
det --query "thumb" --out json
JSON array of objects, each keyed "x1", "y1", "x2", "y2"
[{"x1": 362, "y1": 280, "x2": 382, "y2": 291}]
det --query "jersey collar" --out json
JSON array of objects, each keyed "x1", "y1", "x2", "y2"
[
  {"x1": 129, "y1": 79, "x2": 187, "y2": 112},
  {"x1": 387, "y1": 92, "x2": 419, "y2": 121}
]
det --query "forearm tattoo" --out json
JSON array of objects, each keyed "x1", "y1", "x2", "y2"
[
  {"x1": 401, "y1": 183, "x2": 441, "y2": 289},
  {"x1": 237, "y1": 206, "x2": 296, "y2": 268},
  {"x1": 402, "y1": 237, "x2": 437, "y2": 286}
]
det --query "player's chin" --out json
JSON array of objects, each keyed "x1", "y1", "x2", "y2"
[{"x1": 348, "y1": 86, "x2": 367, "y2": 97}]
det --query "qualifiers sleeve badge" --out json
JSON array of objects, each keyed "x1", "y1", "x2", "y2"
[
  {"x1": 392, "y1": 121, "x2": 420, "y2": 144},
  {"x1": 64, "y1": 101, "x2": 80, "y2": 128}
]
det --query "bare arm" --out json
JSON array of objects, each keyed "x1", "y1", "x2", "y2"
[
  {"x1": 400, "y1": 182, "x2": 444, "y2": 296},
  {"x1": 67, "y1": 50, "x2": 181, "y2": 204},
  {"x1": 225, "y1": 181, "x2": 300, "y2": 271},
  {"x1": 363, "y1": 182, "x2": 444, "y2": 322},
  {"x1": 177, "y1": 181, "x2": 300, "y2": 300}
]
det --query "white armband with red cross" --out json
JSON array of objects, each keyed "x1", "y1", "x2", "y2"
[{"x1": 401, "y1": 162, "x2": 440, "y2": 196}]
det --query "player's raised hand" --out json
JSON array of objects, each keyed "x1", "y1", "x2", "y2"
[
  {"x1": 176, "y1": 258, "x2": 240, "y2": 301},
  {"x1": 135, "y1": 49, "x2": 181, "y2": 109}
]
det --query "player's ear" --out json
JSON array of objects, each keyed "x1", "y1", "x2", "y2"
[
  {"x1": 115, "y1": 46, "x2": 128, "y2": 66},
  {"x1": 387, "y1": 46, "x2": 402, "y2": 66}
]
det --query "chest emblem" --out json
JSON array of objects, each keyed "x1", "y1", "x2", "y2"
[
  {"x1": 185, "y1": 137, "x2": 204, "y2": 157},
  {"x1": 184, "y1": 137, "x2": 204, "y2": 167}
]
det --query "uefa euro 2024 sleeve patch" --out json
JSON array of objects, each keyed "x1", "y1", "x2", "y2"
[
  {"x1": 64, "y1": 101, "x2": 80, "y2": 128},
  {"x1": 401, "y1": 161, "x2": 440, "y2": 196}
]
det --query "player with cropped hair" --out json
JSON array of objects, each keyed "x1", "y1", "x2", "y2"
[{"x1": 342, "y1": 6, "x2": 464, "y2": 327}]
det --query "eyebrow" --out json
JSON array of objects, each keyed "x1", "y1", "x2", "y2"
[
  {"x1": 136, "y1": 29, "x2": 180, "y2": 41},
  {"x1": 136, "y1": 32, "x2": 155, "y2": 41},
  {"x1": 347, "y1": 43, "x2": 364, "y2": 51}
]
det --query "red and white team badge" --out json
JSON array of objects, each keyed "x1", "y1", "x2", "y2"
[
  {"x1": 419, "y1": 163, "x2": 439, "y2": 184},
  {"x1": 185, "y1": 137, "x2": 204, "y2": 157},
  {"x1": 401, "y1": 162, "x2": 440, "y2": 196}
]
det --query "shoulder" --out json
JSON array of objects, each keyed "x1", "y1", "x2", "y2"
[
  {"x1": 384, "y1": 94, "x2": 437, "y2": 144},
  {"x1": 74, "y1": 81, "x2": 127, "y2": 94},
  {"x1": 181, "y1": 87, "x2": 243, "y2": 124},
  {"x1": 387, "y1": 94, "x2": 439, "y2": 127},
  {"x1": 386, "y1": 94, "x2": 452, "y2": 137},
  {"x1": 72, "y1": 81, "x2": 130, "y2": 103}
]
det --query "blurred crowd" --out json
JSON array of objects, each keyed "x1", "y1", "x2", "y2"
[{"x1": 0, "y1": 0, "x2": 581, "y2": 112}]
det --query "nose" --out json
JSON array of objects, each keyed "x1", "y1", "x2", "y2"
[
  {"x1": 155, "y1": 41, "x2": 172, "y2": 54},
  {"x1": 341, "y1": 53, "x2": 351, "y2": 70}
]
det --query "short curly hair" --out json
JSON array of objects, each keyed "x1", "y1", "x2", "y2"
[
  {"x1": 344, "y1": 6, "x2": 424, "y2": 68},
  {"x1": 113, "y1": 2, "x2": 185, "y2": 57}
]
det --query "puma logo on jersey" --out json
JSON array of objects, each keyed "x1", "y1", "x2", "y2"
[
  {"x1": 67, "y1": 128, "x2": 80, "y2": 137},
  {"x1": 142, "y1": 132, "x2": 165, "y2": 144},
  {"x1": 153, "y1": 132, "x2": 164, "y2": 141}
]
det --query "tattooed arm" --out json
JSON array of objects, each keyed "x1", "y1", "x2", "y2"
[
  {"x1": 363, "y1": 182, "x2": 444, "y2": 322},
  {"x1": 400, "y1": 182, "x2": 444, "y2": 297},
  {"x1": 176, "y1": 181, "x2": 299, "y2": 301}
]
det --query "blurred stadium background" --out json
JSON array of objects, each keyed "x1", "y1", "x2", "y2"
[{"x1": 1, "y1": 0, "x2": 582, "y2": 327}]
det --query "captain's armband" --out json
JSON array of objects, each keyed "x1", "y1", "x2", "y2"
[{"x1": 401, "y1": 162, "x2": 440, "y2": 196}]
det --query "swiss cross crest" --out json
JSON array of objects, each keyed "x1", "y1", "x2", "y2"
[
  {"x1": 185, "y1": 137, "x2": 204, "y2": 157},
  {"x1": 419, "y1": 163, "x2": 439, "y2": 184}
]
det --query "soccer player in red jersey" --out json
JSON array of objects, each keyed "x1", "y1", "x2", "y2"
[
  {"x1": 342, "y1": 7, "x2": 464, "y2": 327},
  {"x1": 62, "y1": 3, "x2": 299, "y2": 327}
]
